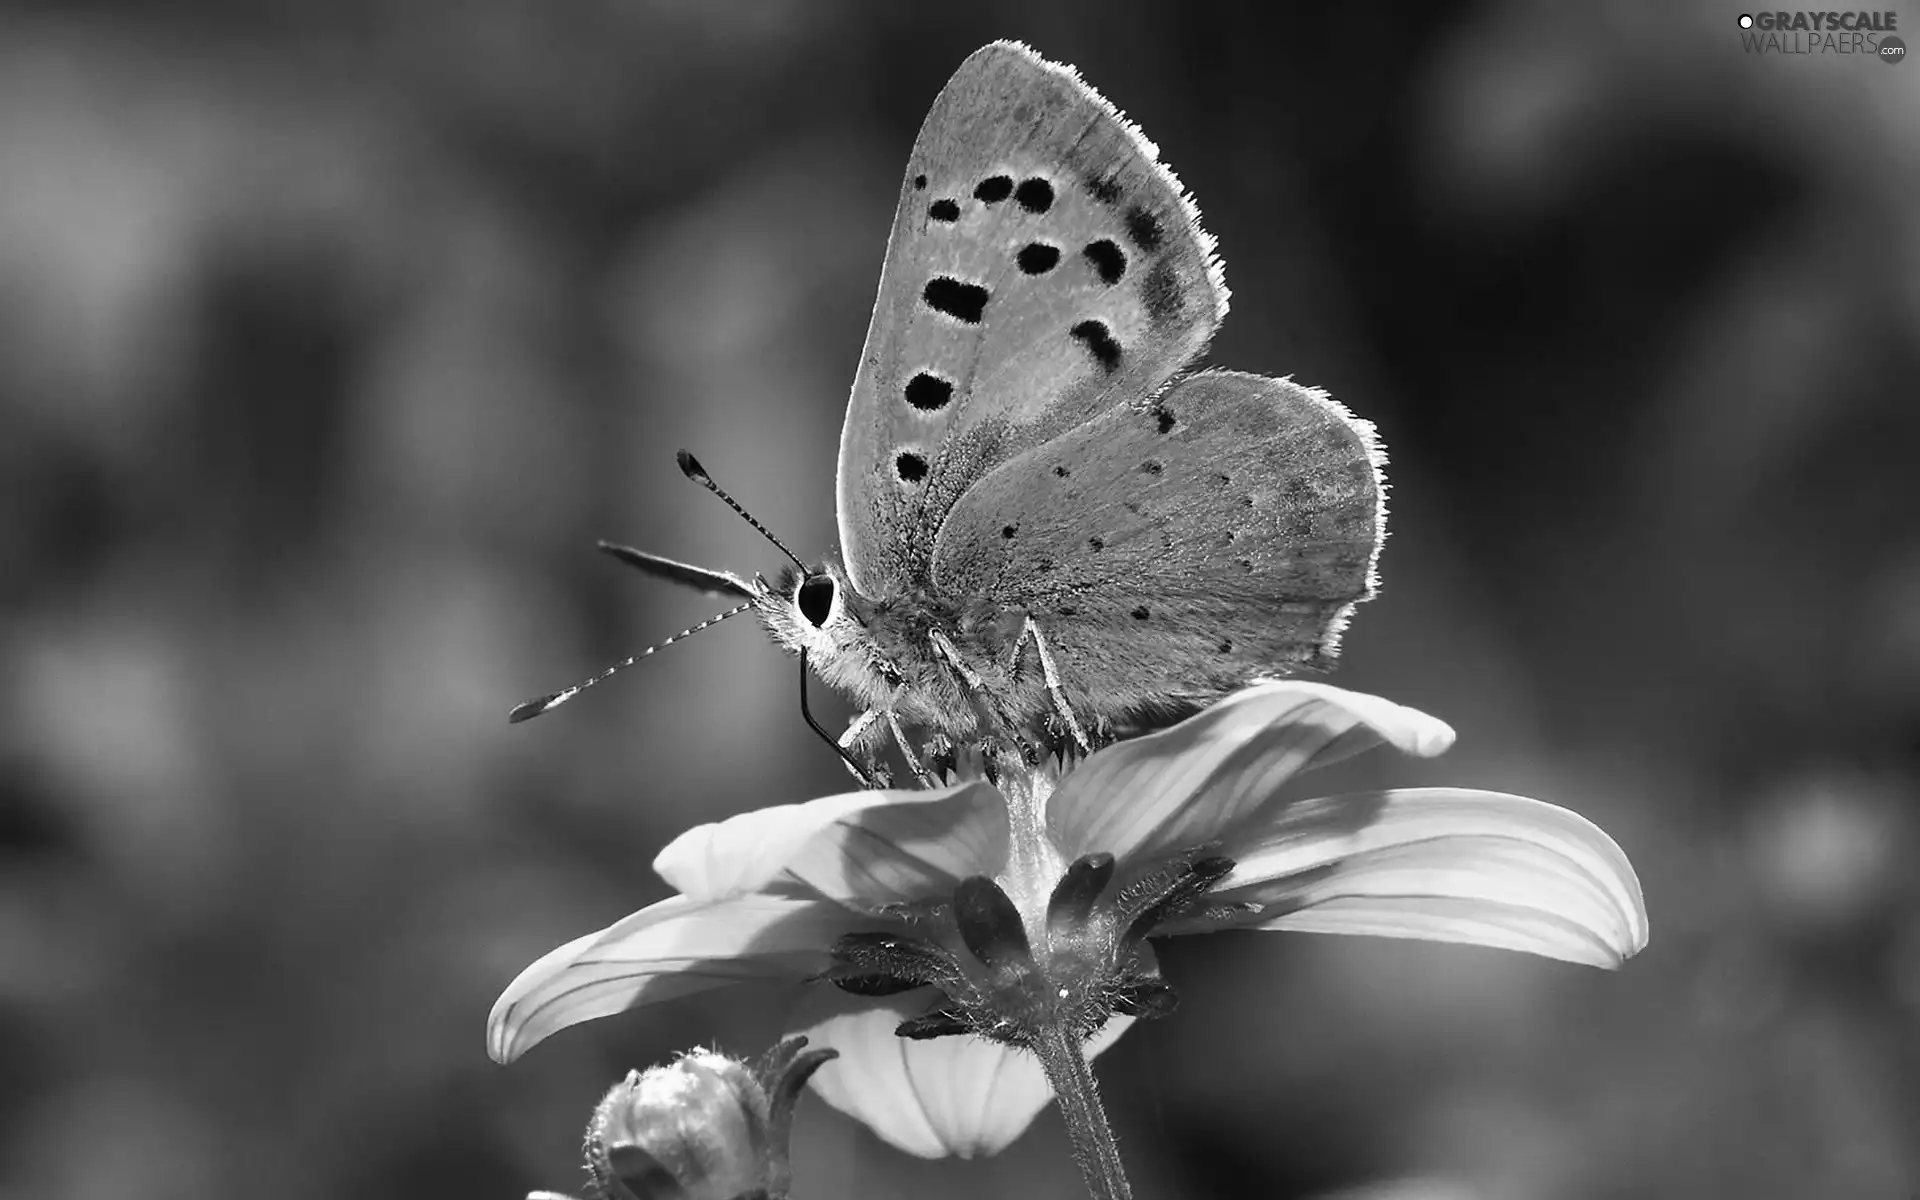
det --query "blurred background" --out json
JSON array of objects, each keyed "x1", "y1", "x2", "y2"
[{"x1": 3, "y1": 2, "x2": 1917, "y2": 1198}]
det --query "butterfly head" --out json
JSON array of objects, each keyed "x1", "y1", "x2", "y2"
[{"x1": 752, "y1": 560, "x2": 902, "y2": 699}]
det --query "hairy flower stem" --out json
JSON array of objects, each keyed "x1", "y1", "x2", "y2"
[
  {"x1": 1035, "y1": 1020, "x2": 1132, "y2": 1200},
  {"x1": 991, "y1": 749, "x2": 1131, "y2": 1198},
  {"x1": 990, "y1": 752, "x2": 1121, "y2": 1190}
]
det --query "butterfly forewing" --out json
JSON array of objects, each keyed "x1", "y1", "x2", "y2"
[
  {"x1": 929, "y1": 370, "x2": 1386, "y2": 726},
  {"x1": 835, "y1": 40, "x2": 1229, "y2": 597}
]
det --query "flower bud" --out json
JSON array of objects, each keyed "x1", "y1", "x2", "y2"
[
  {"x1": 526, "y1": 1040, "x2": 837, "y2": 1200},
  {"x1": 585, "y1": 1051, "x2": 769, "y2": 1200}
]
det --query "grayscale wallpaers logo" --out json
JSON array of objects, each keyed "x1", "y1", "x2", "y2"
[{"x1": 1737, "y1": 10, "x2": 1905, "y2": 60}]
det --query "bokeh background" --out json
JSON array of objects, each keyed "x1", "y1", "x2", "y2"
[{"x1": 4, "y1": 3, "x2": 1918, "y2": 1198}]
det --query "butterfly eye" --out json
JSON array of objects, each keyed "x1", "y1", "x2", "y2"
[{"x1": 796, "y1": 574, "x2": 836, "y2": 628}]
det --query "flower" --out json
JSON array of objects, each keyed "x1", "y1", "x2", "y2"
[
  {"x1": 527, "y1": 1038, "x2": 837, "y2": 1200},
  {"x1": 585, "y1": 1051, "x2": 766, "y2": 1200},
  {"x1": 489, "y1": 682, "x2": 1647, "y2": 1159}
]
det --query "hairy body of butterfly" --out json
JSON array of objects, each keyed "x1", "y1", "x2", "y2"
[{"x1": 521, "y1": 41, "x2": 1386, "y2": 781}]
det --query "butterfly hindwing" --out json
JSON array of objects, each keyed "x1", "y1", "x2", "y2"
[
  {"x1": 835, "y1": 40, "x2": 1229, "y2": 597},
  {"x1": 929, "y1": 370, "x2": 1386, "y2": 724}
]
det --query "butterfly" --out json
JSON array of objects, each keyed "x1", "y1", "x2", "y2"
[{"x1": 514, "y1": 41, "x2": 1386, "y2": 785}]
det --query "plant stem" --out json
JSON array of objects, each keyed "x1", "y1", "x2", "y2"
[
  {"x1": 1034, "y1": 1020, "x2": 1133, "y2": 1200},
  {"x1": 755, "y1": 1037, "x2": 839, "y2": 1200}
]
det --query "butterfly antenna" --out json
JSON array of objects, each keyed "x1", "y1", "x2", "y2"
[
  {"x1": 677, "y1": 450, "x2": 808, "y2": 571},
  {"x1": 800, "y1": 649, "x2": 877, "y2": 787},
  {"x1": 508, "y1": 602, "x2": 754, "y2": 724}
]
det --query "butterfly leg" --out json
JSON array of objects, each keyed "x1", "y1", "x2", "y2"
[
  {"x1": 928, "y1": 628, "x2": 986, "y2": 690},
  {"x1": 886, "y1": 707, "x2": 938, "y2": 788},
  {"x1": 838, "y1": 710, "x2": 890, "y2": 788},
  {"x1": 1012, "y1": 617, "x2": 1091, "y2": 754},
  {"x1": 930, "y1": 628, "x2": 1040, "y2": 765}
]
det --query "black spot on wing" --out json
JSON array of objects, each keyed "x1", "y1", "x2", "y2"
[
  {"x1": 924, "y1": 277, "x2": 987, "y2": 324},
  {"x1": 1141, "y1": 258, "x2": 1184, "y2": 325},
  {"x1": 1125, "y1": 205, "x2": 1164, "y2": 253},
  {"x1": 929, "y1": 198, "x2": 960, "y2": 223},
  {"x1": 1014, "y1": 177, "x2": 1054, "y2": 213},
  {"x1": 1070, "y1": 320, "x2": 1121, "y2": 372},
  {"x1": 1084, "y1": 240, "x2": 1126, "y2": 285},
  {"x1": 1017, "y1": 243, "x2": 1060, "y2": 275},
  {"x1": 974, "y1": 175, "x2": 1013, "y2": 203},
  {"x1": 896, "y1": 452, "x2": 928, "y2": 483},
  {"x1": 904, "y1": 372, "x2": 952, "y2": 412}
]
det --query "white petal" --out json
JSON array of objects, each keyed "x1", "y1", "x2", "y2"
[
  {"x1": 1167, "y1": 788, "x2": 1648, "y2": 968},
  {"x1": 487, "y1": 895, "x2": 862, "y2": 1063},
  {"x1": 786, "y1": 988, "x2": 1133, "y2": 1159},
  {"x1": 1048, "y1": 682, "x2": 1456, "y2": 862},
  {"x1": 654, "y1": 781, "x2": 1006, "y2": 905}
]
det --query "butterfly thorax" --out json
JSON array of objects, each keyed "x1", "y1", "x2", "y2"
[
  {"x1": 850, "y1": 578, "x2": 1022, "y2": 736},
  {"x1": 751, "y1": 558, "x2": 1023, "y2": 740}
]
